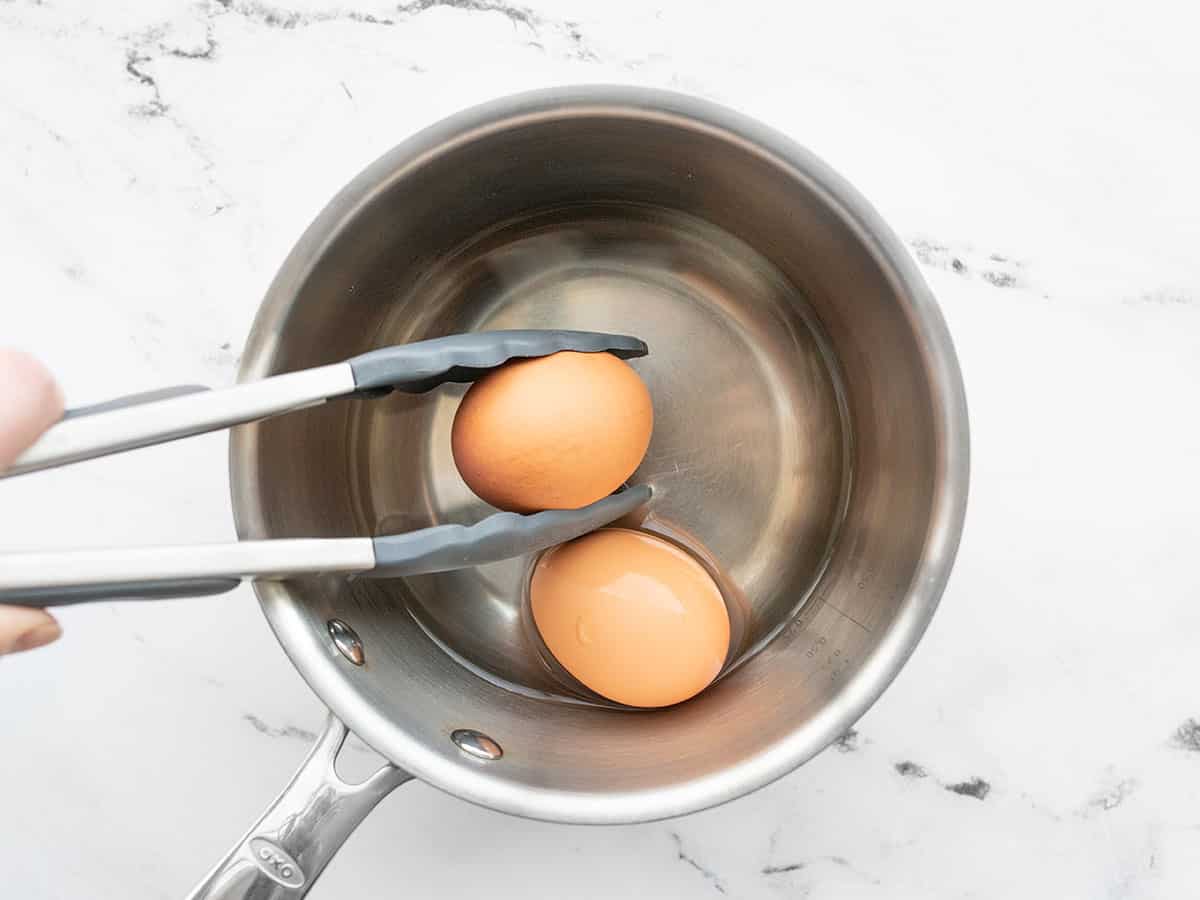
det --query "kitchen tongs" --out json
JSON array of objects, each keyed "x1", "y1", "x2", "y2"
[{"x1": 0, "y1": 330, "x2": 651, "y2": 606}]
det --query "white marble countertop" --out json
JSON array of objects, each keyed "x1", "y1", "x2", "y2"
[{"x1": 2, "y1": 1, "x2": 1199, "y2": 897}]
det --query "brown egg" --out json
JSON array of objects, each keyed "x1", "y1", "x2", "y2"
[
  {"x1": 451, "y1": 351, "x2": 653, "y2": 513},
  {"x1": 531, "y1": 529, "x2": 730, "y2": 708}
]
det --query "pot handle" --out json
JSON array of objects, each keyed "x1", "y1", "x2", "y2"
[{"x1": 187, "y1": 714, "x2": 412, "y2": 900}]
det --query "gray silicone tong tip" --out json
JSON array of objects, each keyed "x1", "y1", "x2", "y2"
[
  {"x1": 348, "y1": 329, "x2": 648, "y2": 393},
  {"x1": 368, "y1": 484, "x2": 653, "y2": 577}
]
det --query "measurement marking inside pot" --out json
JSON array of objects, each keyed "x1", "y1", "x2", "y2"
[{"x1": 820, "y1": 598, "x2": 871, "y2": 633}]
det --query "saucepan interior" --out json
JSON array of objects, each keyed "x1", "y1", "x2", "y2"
[{"x1": 231, "y1": 87, "x2": 967, "y2": 823}]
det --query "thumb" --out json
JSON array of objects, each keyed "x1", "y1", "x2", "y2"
[
  {"x1": 0, "y1": 348, "x2": 64, "y2": 469},
  {"x1": 0, "y1": 348, "x2": 65, "y2": 655},
  {"x1": 0, "y1": 607, "x2": 61, "y2": 656}
]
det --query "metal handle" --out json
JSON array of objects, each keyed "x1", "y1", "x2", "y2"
[
  {"x1": 187, "y1": 715, "x2": 412, "y2": 900},
  {"x1": 0, "y1": 577, "x2": 243, "y2": 606},
  {"x1": 6, "y1": 363, "x2": 357, "y2": 477},
  {"x1": 0, "y1": 538, "x2": 375, "y2": 606}
]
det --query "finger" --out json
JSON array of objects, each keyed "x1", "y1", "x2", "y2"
[
  {"x1": 0, "y1": 348, "x2": 65, "y2": 471},
  {"x1": 0, "y1": 606, "x2": 61, "y2": 656},
  {"x1": 0, "y1": 351, "x2": 65, "y2": 648}
]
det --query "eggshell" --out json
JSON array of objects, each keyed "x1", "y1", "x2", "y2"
[
  {"x1": 451, "y1": 351, "x2": 653, "y2": 513},
  {"x1": 531, "y1": 528, "x2": 730, "y2": 708}
]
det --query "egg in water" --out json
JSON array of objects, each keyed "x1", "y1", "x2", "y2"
[
  {"x1": 451, "y1": 351, "x2": 653, "y2": 513},
  {"x1": 530, "y1": 528, "x2": 730, "y2": 708}
]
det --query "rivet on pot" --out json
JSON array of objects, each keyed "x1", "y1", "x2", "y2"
[
  {"x1": 452, "y1": 729, "x2": 503, "y2": 760},
  {"x1": 327, "y1": 619, "x2": 364, "y2": 666}
]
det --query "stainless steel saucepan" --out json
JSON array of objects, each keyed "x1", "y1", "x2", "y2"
[{"x1": 158, "y1": 87, "x2": 963, "y2": 898}]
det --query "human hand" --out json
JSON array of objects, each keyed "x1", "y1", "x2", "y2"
[{"x1": 0, "y1": 349, "x2": 65, "y2": 655}]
